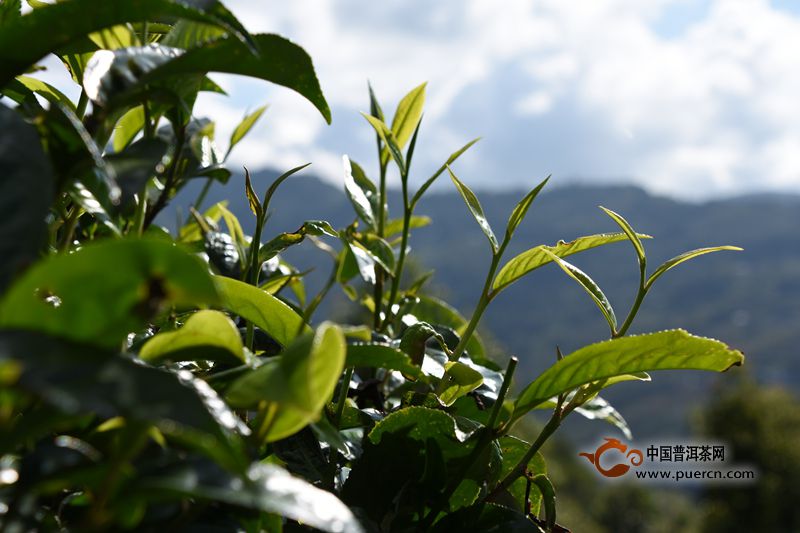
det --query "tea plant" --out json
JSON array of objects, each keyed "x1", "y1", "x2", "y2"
[{"x1": 0, "y1": 1, "x2": 744, "y2": 531}]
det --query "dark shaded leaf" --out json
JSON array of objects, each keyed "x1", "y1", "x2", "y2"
[
  {"x1": 0, "y1": 104, "x2": 54, "y2": 292},
  {"x1": 0, "y1": 0, "x2": 256, "y2": 86},
  {"x1": 346, "y1": 343, "x2": 423, "y2": 379},
  {"x1": 0, "y1": 330, "x2": 248, "y2": 469}
]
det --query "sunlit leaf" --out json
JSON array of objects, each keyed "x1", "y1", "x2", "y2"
[
  {"x1": 438, "y1": 361, "x2": 483, "y2": 407},
  {"x1": 226, "y1": 104, "x2": 268, "y2": 159},
  {"x1": 389, "y1": 82, "x2": 426, "y2": 151},
  {"x1": 492, "y1": 232, "x2": 652, "y2": 294},
  {"x1": 343, "y1": 155, "x2": 375, "y2": 228},
  {"x1": 361, "y1": 113, "x2": 406, "y2": 175},
  {"x1": 226, "y1": 323, "x2": 346, "y2": 441},
  {"x1": 448, "y1": 167, "x2": 498, "y2": 253},
  {"x1": 14, "y1": 75, "x2": 76, "y2": 111},
  {"x1": 112, "y1": 105, "x2": 145, "y2": 152},
  {"x1": 542, "y1": 249, "x2": 617, "y2": 333},
  {"x1": 646, "y1": 246, "x2": 743, "y2": 289},
  {"x1": 505, "y1": 176, "x2": 549, "y2": 239},
  {"x1": 410, "y1": 137, "x2": 480, "y2": 209},
  {"x1": 599, "y1": 206, "x2": 646, "y2": 265},
  {"x1": 513, "y1": 330, "x2": 745, "y2": 420},
  {"x1": 139, "y1": 310, "x2": 245, "y2": 365},
  {"x1": 214, "y1": 276, "x2": 310, "y2": 347}
]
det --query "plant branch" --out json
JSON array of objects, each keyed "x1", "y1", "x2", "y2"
[
  {"x1": 450, "y1": 237, "x2": 509, "y2": 361},
  {"x1": 487, "y1": 407, "x2": 562, "y2": 501},
  {"x1": 422, "y1": 356, "x2": 518, "y2": 530},
  {"x1": 614, "y1": 261, "x2": 649, "y2": 338},
  {"x1": 143, "y1": 125, "x2": 185, "y2": 228}
]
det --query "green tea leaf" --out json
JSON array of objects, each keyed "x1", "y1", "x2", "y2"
[
  {"x1": 573, "y1": 395, "x2": 633, "y2": 440},
  {"x1": 160, "y1": 19, "x2": 227, "y2": 49},
  {"x1": 346, "y1": 343, "x2": 423, "y2": 379},
  {"x1": 343, "y1": 155, "x2": 376, "y2": 228},
  {"x1": 179, "y1": 201, "x2": 227, "y2": 243},
  {"x1": 112, "y1": 105, "x2": 145, "y2": 152},
  {"x1": 14, "y1": 75, "x2": 76, "y2": 111},
  {"x1": 513, "y1": 330, "x2": 745, "y2": 420},
  {"x1": 0, "y1": 330, "x2": 247, "y2": 469},
  {"x1": 244, "y1": 167, "x2": 262, "y2": 218},
  {"x1": 438, "y1": 361, "x2": 484, "y2": 406},
  {"x1": 226, "y1": 104, "x2": 268, "y2": 159},
  {"x1": 226, "y1": 323, "x2": 346, "y2": 441},
  {"x1": 139, "y1": 310, "x2": 245, "y2": 364},
  {"x1": 0, "y1": 239, "x2": 218, "y2": 348},
  {"x1": 389, "y1": 82, "x2": 426, "y2": 150},
  {"x1": 599, "y1": 206, "x2": 646, "y2": 265},
  {"x1": 542, "y1": 249, "x2": 617, "y2": 333},
  {"x1": 411, "y1": 137, "x2": 480, "y2": 209},
  {"x1": 361, "y1": 113, "x2": 406, "y2": 175},
  {"x1": 139, "y1": 33, "x2": 329, "y2": 123},
  {"x1": 384, "y1": 215, "x2": 431, "y2": 238},
  {"x1": 0, "y1": 104, "x2": 54, "y2": 293},
  {"x1": 531, "y1": 474, "x2": 556, "y2": 532},
  {"x1": 495, "y1": 436, "x2": 546, "y2": 515},
  {"x1": 646, "y1": 246, "x2": 743, "y2": 289},
  {"x1": 104, "y1": 137, "x2": 169, "y2": 203},
  {"x1": 369, "y1": 406, "x2": 465, "y2": 445},
  {"x1": 0, "y1": 0, "x2": 257, "y2": 86},
  {"x1": 214, "y1": 276, "x2": 310, "y2": 347},
  {"x1": 448, "y1": 167, "x2": 499, "y2": 253},
  {"x1": 506, "y1": 176, "x2": 549, "y2": 239},
  {"x1": 400, "y1": 322, "x2": 448, "y2": 366},
  {"x1": 259, "y1": 220, "x2": 337, "y2": 263},
  {"x1": 357, "y1": 234, "x2": 395, "y2": 273},
  {"x1": 492, "y1": 232, "x2": 652, "y2": 294},
  {"x1": 408, "y1": 295, "x2": 486, "y2": 359}
]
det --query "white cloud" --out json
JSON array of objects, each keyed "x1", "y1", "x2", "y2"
[{"x1": 21, "y1": 0, "x2": 800, "y2": 199}]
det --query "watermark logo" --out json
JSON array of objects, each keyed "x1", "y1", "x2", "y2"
[
  {"x1": 579, "y1": 437, "x2": 643, "y2": 478},
  {"x1": 579, "y1": 438, "x2": 757, "y2": 484}
]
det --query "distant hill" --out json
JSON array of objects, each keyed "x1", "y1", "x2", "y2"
[{"x1": 164, "y1": 172, "x2": 800, "y2": 443}]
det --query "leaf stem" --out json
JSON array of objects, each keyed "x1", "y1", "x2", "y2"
[
  {"x1": 143, "y1": 125, "x2": 185, "y2": 228},
  {"x1": 372, "y1": 160, "x2": 388, "y2": 329},
  {"x1": 245, "y1": 214, "x2": 266, "y2": 351},
  {"x1": 487, "y1": 407, "x2": 562, "y2": 501},
  {"x1": 333, "y1": 367, "x2": 354, "y2": 429},
  {"x1": 75, "y1": 89, "x2": 89, "y2": 120},
  {"x1": 384, "y1": 170, "x2": 411, "y2": 327},
  {"x1": 59, "y1": 205, "x2": 84, "y2": 252},
  {"x1": 614, "y1": 262, "x2": 648, "y2": 338},
  {"x1": 450, "y1": 238, "x2": 508, "y2": 361}
]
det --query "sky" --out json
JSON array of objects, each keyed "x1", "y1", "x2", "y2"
[{"x1": 24, "y1": 0, "x2": 800, "y2": 200}]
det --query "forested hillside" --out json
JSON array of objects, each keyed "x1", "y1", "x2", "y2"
[{"x1": 169, "y1": 172, "x2": 800, "y2": 441}]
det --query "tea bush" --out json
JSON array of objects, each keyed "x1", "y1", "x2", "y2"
[{"x1": 0, "y1": 1, "x2": 744, "y2": 531}]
